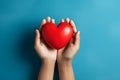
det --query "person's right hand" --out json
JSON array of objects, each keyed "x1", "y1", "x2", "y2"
[
  {"x1": 34, "y1": 17, "x2": 57, "y2": 63},
  {"x1": 57, "y1": 18, "x2": 80, "y2": 64}
]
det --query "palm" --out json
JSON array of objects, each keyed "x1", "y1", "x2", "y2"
[
  {"x1": 62, "y1": 45, "x2": 75, "y2": 59},
  {"x1": 58, "y1": 40, "x2": 78, "y2": 60},
  {"x1": 37, "y1": 42, "x2": 57, "y2": 60}
]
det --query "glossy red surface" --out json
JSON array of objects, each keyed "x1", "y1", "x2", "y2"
[{"x1": 41, "y1": 22, "x2": 73, "y2": 49}]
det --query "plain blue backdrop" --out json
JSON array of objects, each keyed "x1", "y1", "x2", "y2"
[{"x1": 0, "y1": 0, "x2": 120, "y2": 80}]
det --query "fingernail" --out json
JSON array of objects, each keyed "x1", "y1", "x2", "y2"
[
  {"x1": 43, "y1": 19, "x2": 46, "y2": 23},
  {"x1": 70, "y1": 20, "x2": 73, "y2": 23},
  {"x1": 35, "y1": 30, "x2": 37, "y2": 34},
  {"x1": 47, "y1": 16, "x2": 51, "y2": 19},
  {"x1": 36, "y1": 29, "x2": 38, "y2": 33},
  {"x1": 66, "y1": 17, "x2": 69, "y2": 20},
  {"x1": 77, "y1": 31, "x2": 80, "y2": 38},
  {"x1": 61, "y1": 19, "x2": 64, "y2": 22},
  {"x1": 52, "y1": 19, "x2": 55, "y2": 22},
  {"x1": 70, "y1": 19, "x2": 72, "y2": 21},
  {"x1": 43, "y1": 19, "x2": 45, "y2": 21}
]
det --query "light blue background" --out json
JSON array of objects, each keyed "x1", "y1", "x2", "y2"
[{"x1": 0, "y1": 0, "x2": 120, "y2": 80}]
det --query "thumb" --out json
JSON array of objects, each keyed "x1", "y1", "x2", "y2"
[
  {"x1": 35, "y1": 29, "x2": 41, "y2": 46},
  {"x1": 74, "y1": 31, "x2": 80, "y2": 46}
]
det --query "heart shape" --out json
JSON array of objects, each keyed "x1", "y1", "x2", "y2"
[{"x1": 41, "y1": 22, "x2": 73, "y2": 49}]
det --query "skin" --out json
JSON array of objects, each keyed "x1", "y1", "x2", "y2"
[
  {"x1": 34, "y1": 17, "x2": 57, "y2": 80},
  {"x1": 34, "y1": 17, "x2": 80, "y2": 80}
]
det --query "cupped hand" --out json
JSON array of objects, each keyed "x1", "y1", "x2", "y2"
[
  {"x1": 57, "y1": 18, "x2": 80, "y2": 63},
  {"x1": 34, "y1": 17, "x2": 57, "y2": 62}
]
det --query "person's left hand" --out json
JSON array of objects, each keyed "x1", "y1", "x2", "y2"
[{"x1": 34, "y1": 17, "x2": 57, "y2": 62}]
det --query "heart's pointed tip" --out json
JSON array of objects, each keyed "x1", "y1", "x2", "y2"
[
  {"x1": 54, "y1": 47, "x2": 60, "y2": 50},
  {"x1": 55, "y1": 46, "x2": 65, "y2": 50}
]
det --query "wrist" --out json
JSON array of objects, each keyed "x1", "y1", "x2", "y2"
[
  {"x1": 42, "y1": 59, "x2": 56, "y2": 66},
  {"x1": 57, "y1": 59, "x2": 72, "y2": 67}
]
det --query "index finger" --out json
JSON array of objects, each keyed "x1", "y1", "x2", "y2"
[
  {"x1": 39, "y1": 19, "x2": 46, "y2": 31},
  {"x1": 70, "y1": 20, "x2": 77, "y2": 33}
]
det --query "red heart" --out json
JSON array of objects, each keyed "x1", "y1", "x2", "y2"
[{"x1": 41, "y1": 22, "x2": 73, "y2": 49}]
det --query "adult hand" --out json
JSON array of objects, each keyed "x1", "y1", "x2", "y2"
[
  {"x1": 57, "y1": 18, "x2": 80, "y2": 64},
  {"x1": 34, "y1": 17, "x2": 57, "y2": 80},
  {"x1": 34, "y1": 17, "x2": 57, "y2": 62}
]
